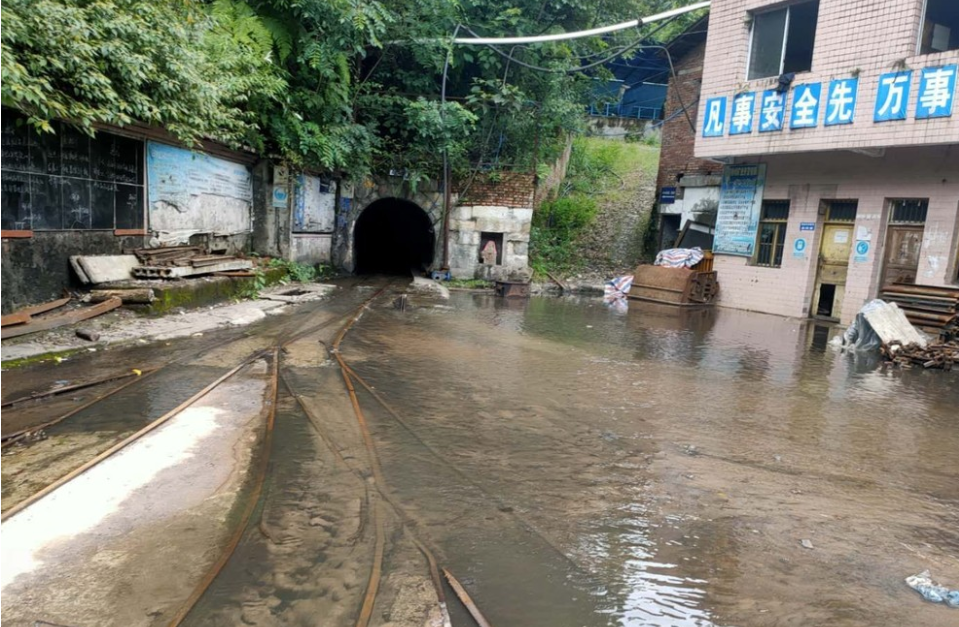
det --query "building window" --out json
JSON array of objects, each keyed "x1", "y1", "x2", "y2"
[
  {"x1": 747, "y1": 1, "x2": 820, "y2": 81},
  {"x1": 890, "y1": 198, "x2": 929, "y2": 224},
  {"x1": 823, "y1": 200, "x2": 858, "y2": 222},
  {"x1": 1, "y1": 108, "x2": 144, "y2": 231},
  {"x1": 755, "y1": 200, "x2": 790, "y2": 267},
  {"x1": 920, "y1": 0, "x2": 959, "y2": 54}
]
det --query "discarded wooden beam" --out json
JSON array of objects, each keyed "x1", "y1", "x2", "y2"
[
  {"x1": 1, "y1": 297, "x2": 71, "y2": 327},
  {"x1": 89, "y1": 288, "x2": 155, "y2": 304},
  {"x1": 442, "y1": 568, "x2": 493, "y2": 627},
  {"x1": 1, "y1": 298, "x2": 122, "y2": 340}
]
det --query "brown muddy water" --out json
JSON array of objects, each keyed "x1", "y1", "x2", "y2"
[{"x1": 3, "y1": 288, "x2": 958, "y2": 627}]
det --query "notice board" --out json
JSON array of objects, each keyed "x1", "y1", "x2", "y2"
[
  {"x1": 147, "y1": 141, "x2": 252, "y2": 234},
  {"x1": 713, "y1": 164, "x2": 766, "y2": 257}
]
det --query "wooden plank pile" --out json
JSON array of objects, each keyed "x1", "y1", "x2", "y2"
[
  {"x1": 879, "y1": 284, "x2": 959, "y2": 336},
  {"x1": 881, "y1": 340, "x2": 959, "y2": 370},
  {"x1": 126, "y1": 246, "x2": 253, "y2": 279}
]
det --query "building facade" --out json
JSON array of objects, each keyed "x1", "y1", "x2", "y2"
[{"x1": 695, "y1": 0, "x2": 959, "y2": 323}]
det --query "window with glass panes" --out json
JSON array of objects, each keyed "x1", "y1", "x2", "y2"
[{"x1": 755, "y1": 200, "x2": 790, "y2": 267}]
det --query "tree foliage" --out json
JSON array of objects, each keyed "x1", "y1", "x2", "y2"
[{"x1": 1, "y1": 0, "x2": 694, "y2": 178}]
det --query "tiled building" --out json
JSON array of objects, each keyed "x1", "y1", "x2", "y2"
[{"x1": 695, "y1": 0, "x2": 959, "y2": 323}]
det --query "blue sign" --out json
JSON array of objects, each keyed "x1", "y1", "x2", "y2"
[
  {"x1": 730, "y1": 92, "x2": 756, "y2": 135},
  {"x1": 874, "y1": 71, "x2": 912, "y2": 121},
  {"x1": 714, "y1": 164, "x2": 766, "y2": 257},
  {"x1": 800, "y1": 222, "x2": 816, "y2": 231},
  {"x1": 825, "y1": 78, "x2": 859, "y2": 126},
  {"x1": 702, "y1": 97, "x2": 727, "y2": 137},
  {"x1": 660, "y1": 186, "x2": 677, "y2": 204},
  {"x1": 794, "y1": 238, "x2": 807, "y2": 252},
  {"x1": 790, "y1": 83, "x2": 822, "y2": 129},
  {"x1": 915, "y1": 64, "x2": 957, "y2": 119},
  {"x1": 854, "y1": 240, "x2": 870, "y2": 263},
  {"x1": 759, "y1": 90, "x2": 785, "y2": 132}
]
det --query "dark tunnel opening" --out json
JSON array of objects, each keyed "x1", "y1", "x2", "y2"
[{"x1": 354, "y1": 198, "x2": 435, "y2": 275}]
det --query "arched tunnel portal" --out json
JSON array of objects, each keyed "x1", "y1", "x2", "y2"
[{"x1": 353, "y1": 198, "x2": 435, "y2": 275}]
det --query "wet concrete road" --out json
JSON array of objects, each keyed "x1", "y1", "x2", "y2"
[{"x1": 2, "y1": 285, "x2": 957, "y2": 626}]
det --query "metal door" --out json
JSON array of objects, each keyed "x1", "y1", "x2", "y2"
[
  {"x1": 882, "y1": 226, "x2": 923, "y2": 286},
  {"x1": 812, "y1": 223, "x2": 853, "y2": 319}
]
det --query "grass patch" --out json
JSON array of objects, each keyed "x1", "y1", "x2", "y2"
[{"x1": 445, "y1": 278, "x2": 494, "y2": 289}]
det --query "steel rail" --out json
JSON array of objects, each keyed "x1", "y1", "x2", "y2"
[
  {"x1": 1, "y1": 349, "x2": 270, "y2": 522},
  {"x1": 165, "y1": 349, "x2": 280, "y2": 627}
]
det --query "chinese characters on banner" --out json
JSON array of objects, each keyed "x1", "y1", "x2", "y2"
[
  {"x1": 701, "y1": 64, "x2": 956, "y2": 137},
  {"x1": 713, "y1": 164, "x2": 767, "y2": 257}
]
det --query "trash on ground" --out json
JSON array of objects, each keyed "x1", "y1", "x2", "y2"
[
  {"x1": 905, "y1": 571, "x2": 959, "y2": 608},
  {"x1": 603, "y1": 275, "x2": 633, "y2": 312},
  {"x1": 843, "y1": 299, "x2": 926, "y2": 352},
  {"x1": 882, "y1": 340, "x2": 959, "y2": 370},
  {"x1": 800, "y1": 539, "x2": 814, "y2": 550}
]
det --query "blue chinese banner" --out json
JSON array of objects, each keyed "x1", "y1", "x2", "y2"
[
  {"x1": 824, "y1": 78, "x2": 859, "y2": 126},
  {"x1": 874, "y1": 71, "x2": 912, "y2": 121},
  {"x1": 790, "y1": 83, "x2": 821, "y2": 129},
  {"x1": 915, "y1": 64, "x2": 957, "y2": 119},
  {"x1": 759, "y1": 90, "x2": 785, "y2": 132},
  {"x1": 730, "y1": 92, "x2": 756, "y2": 135},
  {"x1": 714, "y1": 164, "x2": 767, "y2": 257},
  {"x1": 702, "y1": 97, "x2": 727, "y2": 137}
]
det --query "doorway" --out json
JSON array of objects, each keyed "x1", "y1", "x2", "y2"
[
  {"x1": 812, "y1": 200, "x2": 857, "y2": 320},
  {"x1": 881, "y1": 199, "x2": 928, "y2": 287},
  {"x1": 354, "y1": 198, "x2": 435, "y2": 274}
]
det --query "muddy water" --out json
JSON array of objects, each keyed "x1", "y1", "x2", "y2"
[
  {"x1": 338, "y1": 294, "x2": 958, "y2": 626},
  {"x1": 5, "y1": 287, "x2": 957, "y2": 626}
]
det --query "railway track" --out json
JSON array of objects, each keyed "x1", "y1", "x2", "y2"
[{"x1": 3, "y1": 276, "x2": 494, "y2": 626}]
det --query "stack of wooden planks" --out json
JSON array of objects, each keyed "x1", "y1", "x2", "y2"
[
  {"x1": 881, "y1": 340, "x2": 959, "y2": 370},
  {"x1": 127, "y1": 246, "x2": 253, "y2": 279},
  {"x1": 879, "y1": 284, "x2": 959, "y2": 335}
]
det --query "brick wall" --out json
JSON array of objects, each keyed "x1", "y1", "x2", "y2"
[
  {"x1": 714, "y1": 145, "x2": 959, "y2": 323},
  {"x1": 696, "y1": 0, "x2": 959, "y2": 158},
  {"x1": 457, "y1": 172, "x2": 536, "y2": 209},
  {"x1": 657, "y1": 40, "x2": 720, "y2": 190}
]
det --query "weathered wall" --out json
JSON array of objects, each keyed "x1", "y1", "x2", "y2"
[
  {"x1": 657, "y1": 40, "x2": 717, "y2": 191},
  {"x1": 448, "y1": 206, "x2": 533, "y2": 280},
  {"x1": 1, "y1": 232, "x2": 146, "y2": 313},
  {"x1": 714, "y1": 145, "x2": 959, "y2": 324},
  {"x1": 146, "y1": 141, "x2": 253, "y2": 253},
  {"x1": 458, "y1": 172, "x2": 535, "y2": 209}
]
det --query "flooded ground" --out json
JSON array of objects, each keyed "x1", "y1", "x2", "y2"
[{"x1": 2, "y1": 286, "x2": 957, "y2": 626}]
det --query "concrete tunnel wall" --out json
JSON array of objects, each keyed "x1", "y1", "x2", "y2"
[{"x1": 333, "y1": 178, "x2": 446, "y2": 273}]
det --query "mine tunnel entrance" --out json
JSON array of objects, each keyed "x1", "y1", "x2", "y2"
[{"x1": 354, "y1": 198, "x2": 435, "y2": 275}]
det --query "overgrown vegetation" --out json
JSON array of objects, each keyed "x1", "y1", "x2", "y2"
[
  {"x1": 530, "y1": 137, "x2": 658, "y2": 275},
  {"x1": 1, "y1": 0, "x2": 695, "y2": 181}
]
